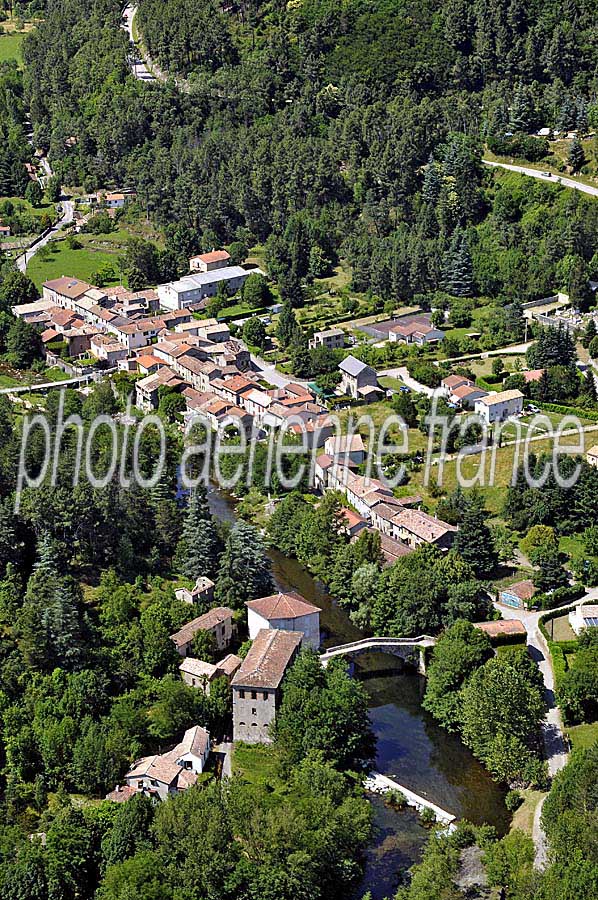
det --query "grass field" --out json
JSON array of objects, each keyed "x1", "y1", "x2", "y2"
[
  {"x1": 26, "y1": 234, "x2": 128, "y2": 290},
  {"x1": 546, "y1": 615, "x2": 577, "y2": 642},
  {"x1": 510, "y1": 789, "x2": 545, "y2": 836},
  {"x1": 0, "y1": 31, "x2": 26, "y2": 64},
  {"x1": 568, "y1": 722, "x2": 598, "y2": 751},
  {"x1": 233, "y1": 743, "x2": 284, "y2": 791}
]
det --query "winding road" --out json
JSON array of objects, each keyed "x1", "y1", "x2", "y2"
[
  {"x1": 483, "y1": 160, "x2": 598, "y2": 198},
  {"x1": 496, "y1": 589, "x2": 598, "y2": 868}
]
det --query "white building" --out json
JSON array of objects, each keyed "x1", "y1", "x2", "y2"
[
  {"x1": 569, "y1": 604, "x2": 598, "y2": 635},
  {"x1": 474, "y1": 389, "x2": 524, "y2": 424},
  {"x1": 324, "y1": 434, "x2": 366, "y2": 465},
  {"x1": 246, "y1": 591, "x2": 321, "y2": 650},
  {"x1": 157, "y1": 266, "x2": 264, "y2": 310}
]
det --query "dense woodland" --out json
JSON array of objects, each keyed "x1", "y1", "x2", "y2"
[{"x1": 17, "y1": 0, "x2": 598, "y2": 308}]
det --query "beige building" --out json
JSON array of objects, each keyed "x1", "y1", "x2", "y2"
[
  {"x1": 175, "y1": 576, "x2": 215, "y2": 607},
  {"x1": 232, "y1": 629, "x2": 303, "y2": 744},
  {"x1": 586, "y1": 445, "x2": 598, "y2": 467},
  {"x1": 118, "y1": 725, "x2": 210, "y2": 801},
  {"x1": 308, "y1": 327, "x2": 345, "y2": 350},
  {"x1": 170, "y1": 606, "x2": 235, "y2": 657},
  {"x1": 189, "y1": 249, "x2": 231, "y2": 272},
  {"x1": 179, "y1": 653, "x2": 242, "y2": 693}
]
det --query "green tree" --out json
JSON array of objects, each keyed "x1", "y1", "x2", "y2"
[
  {"x1": 423, "y1": 620, "x2": 492, "y2": 731},
  {"x1": 174, "y1": 486, "x2": 221, "y2": 582},
  {"x1": 242, "y1": 316, "x2": 267, "y2": 348},
  {"x1": 25, "y1": 180, "x2": 43, "y2": 207},
  {"x1": 568, "y1": 136, "x2": 586, "y2": 173},
  {"x1": 242, "y1": 273, "x2": 272, "y2": 308},
  {"x1": 453, "y1": 497, "x2": 498, "y2": 576},
  {"x1": 214, "y1": 521, "x2": 274, "y2": 608}
]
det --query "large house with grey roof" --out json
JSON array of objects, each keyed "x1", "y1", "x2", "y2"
[{"x1": 338, "y1": 355, "x2": 382, "y2": 401}]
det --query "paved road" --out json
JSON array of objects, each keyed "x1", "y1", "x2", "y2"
[
  {"x1": 483, "y1": 160, "x2": 598, "y2": 198},
  {"x1": 122, "y1": 4, "x2": 157, "y2": 82},
  {"x1": 378, "y1": 366, "x2": 443, "y2": 397},
  {"x1": 496, "y1": 588, "x2": 598, "y2": 867},
  {"x1": 16, "y1": 198, "x2": 74, "y2": 273},
  {"x1": 250, "y1": 353, "x2": 312, "y2": 389}
]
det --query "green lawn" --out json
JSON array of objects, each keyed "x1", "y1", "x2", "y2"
[
  {"x1": 510, "y1": 789, "x2": 546, "y2": 836},
  {"x1": 568, "y1": 722, "x2": 598, "y2": 750},
  {"x1": 26, "y1": 237, "x2": 124, "y2": 291},
  {"x1": 0, "y1": 32, "x2": 26, "y2": 64},
  {"x1": 546, "y1": 615, "x2": 577, "y2": 643},
  {"x1": 232, "y1": 743, "x2": 284, "y2": 791}
]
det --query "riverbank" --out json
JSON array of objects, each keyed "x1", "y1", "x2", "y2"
[{"x1": 207, "y1": 487, "x2": 510, "y2": 899}]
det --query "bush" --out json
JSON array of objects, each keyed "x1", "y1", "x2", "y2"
[
  {"x1": 487, "y1": 133, "x2": 550, "y2": 161},
  {"x1": 505, "y1": 790, "x2": 522, "y2": 812},
  {"x1": 419, "y1": 806, "x2": 437, "y2": 827},
  {"x1": 386, "y1": 789, "x2": 407, "y2": 810}
]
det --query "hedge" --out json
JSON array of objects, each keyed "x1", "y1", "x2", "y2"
[{"x1": 538, "y1": 402, "x2": 598, "y2": 423}]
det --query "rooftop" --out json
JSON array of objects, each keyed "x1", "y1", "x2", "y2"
[
  {"x1": 502, "y1": 580, "x2": 536, "y2": 601},
  {"x1": 44, "y1": 276, "x2": 91, "y2": 299},
  {"x1": 391, "y1": 508, "x2": 457, "y2": 542},
  {"x1": 170, "y1": 607, "x2": 235, "y2": 648},
  {"x1": 339, "y1": 355, "x2": 370, "y2": 377},
  {"x1": 231, "y1": 629, "x2": 303, "y2": 690},
  {"x1": 478, "y1": 389, "x2": 524, "y2": 406},
  {"x1": 191, "y1": 249, "x2": 231, "y2": 265},
  {"x1": 246, "y1": 591, "x2": 320, "y2": 621},
  {"x1": 475, "y1": 620, "x2": 527, "y2": 638}
]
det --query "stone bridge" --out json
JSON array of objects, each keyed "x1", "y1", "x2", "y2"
[{"x1": 320, "y1": 635, "x2": 436, "y2": 674}]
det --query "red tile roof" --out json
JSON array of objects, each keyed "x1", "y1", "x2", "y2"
[{"x1": 246, "y1": 591, "x2": 320, "y2": 620}]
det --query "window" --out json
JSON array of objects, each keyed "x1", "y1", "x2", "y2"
[
  {"x1": 192, "y1": 678, "x2": 196, "y2": 686},
  {"x1": 262, "y1": 692, "x2": 268, "y2": 701},
  {"x1": 251, "y1": 691, "x2": 257, "y2": 700},
  {"x1": 239, "y1": 721, "x2": 245, "y2": 727},
  {"x1": 251, "y1": 708, "x2": 257, "y2": 716},
  {"x1": 239, "y1": 689, "x2": 245, "y2": 699}
]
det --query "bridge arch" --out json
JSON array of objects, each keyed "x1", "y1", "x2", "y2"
[{"x1": 319, "y1": 636, "x2": 436, "y2": 675}]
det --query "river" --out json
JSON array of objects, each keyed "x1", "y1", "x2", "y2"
[{"x1": 207, "y1": 488, "x2": 509, "y2": 899}]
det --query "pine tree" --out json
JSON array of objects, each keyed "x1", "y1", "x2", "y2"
[
  {"x1": 174, "y1": 486, "x2": 221, "y2": 582},
  {"x1": 454, "y1": 498, "x2": 498, "y2": 576},
  {"x1": 214, "y1": 521, "x2": 274, "y2": 608},
  {"x1": 582, "y1": 318, "x2": 597, "y2": 348},
  {"x1": 422, "y1": 155, "x2": 442, "y2": 204},
  {"x1": 276, "y1": 301, "x2": 301, "y2": 348},
  {"x1": 442, "y1": 230, "x2": 474, "y2": 297},
  {"x1": 568, "y1": 136, "x2": 585, "y2": 173}
]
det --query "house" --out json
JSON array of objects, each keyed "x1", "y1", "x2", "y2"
[
  {"x1": 43, "y1": 277, "x2": 92, "y2": 307},
  {"x1": 121, "y1": 725, "x2": 210, "y2": 801},
  {"x1": 388, "y1": 508, "x2": 457, "y2": 550},
  {"x1": 179, "y1": 653, "x2": 243, "y2": 692},
  {"x1": 0, "y1": 224, "x2": 11, "y2": 238},
  {"x1": 586, "y1": 445, "x2": 598, "y2": 468},
  {"x1": 308, "y1": 327, "x2": 345, "y2": 350},
  {"x1": 474, "y1": 389, "x2": 524, "y2": 424},
  {"x1": 104, "y1": 192, "x2": 131, "y2": 208},
  {"x1": 231, "y1": 629, "x2": 303, "y2": 744},
  {"x1": 441, "y1": 374, "x2": 473, "y2": 396},
  {"x1": 157, "y1": 267, "x2": 263, "y2": 311},
  {"x1": 499, "y1": 580, "x2": 536, "y2": 610},
  {"x1": 569, "y1": 604, "x2": 598, "y2": 635},
  {"x1": 189, "y1": 249, "x2": 231, "y2": 272},
  {"x1": 135, "y1": 366, "x2": 185, "y2": 411},
  {"x1": 452, "y1": 384, "x2": 488, "y2": 409},
  {"x1": 338, "y1": 355, "x2": 380, "y2": 401},
  {"x1": 246, "y1": 591, "x2": 321, "y2": 650},
  {"x1": 324, "y1": 433, "x2": 366, "y2": 465},
  {"x1": 340, "y1": 507, "x2": 369, "y2": 539},
  {"x1": 90, "y1": 334, "x2": 129, "y2": 364},
  {"x1": 175, "y1": 576, "x2": 215, "y2": 607},
  {"x1": 170, "y1": 606, "x2": 235, "y2": 656},
  {"x1": 389, "y1": 322, "x2": 445, "y2": 345}
]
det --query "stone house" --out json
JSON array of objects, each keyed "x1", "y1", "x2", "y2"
[{"x1": 246, "y1": 591, "x2": 321, "y2": 650}]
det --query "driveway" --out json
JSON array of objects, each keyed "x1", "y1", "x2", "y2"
[
  {"x1": 250, "y1": 353, "x2": 312, "y2": 389},
  {"x1": 483, "y1": 160, "x2": 598, "y2": 199},
  {"x1": 378, "y1": 366, "x2": 443, "y2": 398},
  {"x1": 16, "y1": 199, "x2": 74, "y2": 273}
]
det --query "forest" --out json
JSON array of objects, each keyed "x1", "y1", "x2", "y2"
[{"x1": 14, "y1": 0, "x2": 598, "y2": 309}]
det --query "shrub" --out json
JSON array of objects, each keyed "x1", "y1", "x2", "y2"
[
  {"x1": 419, "y1": 806, "x2": 437, "y2": 827},
  {"x1": 505, "y1": 790, "x2": 522, "y2": 812},
  {"x1": 386, "y1": 789, "x2": 407, "y2": 810}
]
